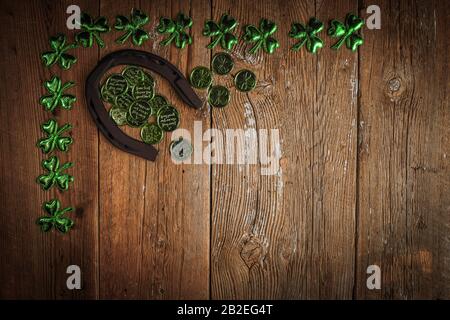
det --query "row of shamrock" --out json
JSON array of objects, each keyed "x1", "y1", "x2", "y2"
[
  {"x1": 36, "y1": 75, "x2": 77, "y2": 233},
  {"x1": 42, "y1": 9, "x2": 364, "y2": 71}
]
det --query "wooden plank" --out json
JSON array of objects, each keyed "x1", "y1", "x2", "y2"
[
  {"x1": 357, "y1": 0, "x2": 450, "y2": 299},
  {"x1": 137, "y1": 0, "x2": 211, "y2": 299},
  {"x1": 98, "y1": 0, "x2": 210, "y2": 298},
  {"x1": 313, "y1": 0, "x2": 358, "y2": 299},
  {"x1": 98, "y1": 0, "x2": 147, "y2": 299},
  {"x1": 0, "y1": 0, "x2": 99, "y2": 299},
  {"x1": 211, "y1": 0, "x2": 310, "y2": 299}
]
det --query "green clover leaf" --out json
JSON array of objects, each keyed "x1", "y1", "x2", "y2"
[
  {"x1": 114, "y1": 9, "x2": 150, "y2": 46},
  {"x1": 41, "y1": 34, "x2": 77, "y2": 70},
  {"x1": 37, "y1": 119, "x2": 73, "y2": 154},
  {"x1": 157, "y1": 13, "x2": 193, "y2": 49},
  {"x1": 37, "y1": 155, "x2": 74, "y2": 191},
  {"x1": 39, "y1": 76, "x2": 76, "y2": 113},
  {"x1": 37, "y1": 199, "x2": 74, "y2": 233},
  {"x1": 75, "y1": 12, "x2": 110, "y2": 48},
  {"x1": 203, "y1": 13, "x2": 238, "y2": 51},
  {"x1": 243, "y1": 18, "x2": 279, "y2": 54},
  {"x1": 328, "y1": 13, "x2": 364, "y2": 51},
  {"x1": 289, "y1": 17, "x2": 324, "y2": 54}
]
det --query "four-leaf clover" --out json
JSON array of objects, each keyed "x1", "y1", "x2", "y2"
[
  {"x1": 37, "y1": 155, "x2": 74, "y2": 191},
  {"x1": 75, "y1": 13, "x2": 110, "y2": 48},
  {"x1": 39, "y1": 76, "x2": 76, "y2": 113},
  {"x1": 41, "y1": 34, "x2": 77, "y2": 70},
  {"x1": 289, "y1": 17, "x2": 324, "y2": 53},
  {"x1": 243, "y1": 18, "x2": 279, "y2": 54},
  {"x1": 328, "y1": 13, "x2": 364, "y2": 51},
  {"x1": 114, "y1": 9, "x2": 150, "y2": 46},
  {"x1": 203, "y1": 14, "x2": 238, "y2": 51},
  {"x1": 157, "y1": 13, "x2": 193, "y2": 49},
  {"x1": 37, "y1": 199, "x2": 74, "y2": 233},
  {"x1": 37, "y1": 119, "x2": 73, "y2": 154}
]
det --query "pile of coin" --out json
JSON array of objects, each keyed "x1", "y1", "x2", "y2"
[{"x1": 100, "y1": 66, "x2": 180, "y2": 145}]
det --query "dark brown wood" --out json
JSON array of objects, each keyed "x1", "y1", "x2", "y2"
[
  {"x1": 313, "y1": 0, "x2": 358, "y2": 299},
  {"x1": 0, "y1": 0, "x2": 448, "y2": 300},
  {"x1": 137, "y1": 0, "x2": 211, "y2": 299},
  {"x1": 357, "y1": 0, "x2": 450, "y2": 299},
  {"x1": 0, "y1": 0, "x2": 99, "y2": 299}
]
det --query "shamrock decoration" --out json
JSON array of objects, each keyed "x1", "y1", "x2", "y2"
[
  {"x1": 157, "y1": 13, "x2": 193, "y2": 49},
  {"x1": 37, "y1": 199, "x2": 74, "y2": 233},
  {"x1": 114, "y1": 9, "x2": 150, "y2": 46},
  {"x1": 37, "y1": 119, "x2": 73, "y2": 154},
  {"x1": 37, "y1": 155, "x2": 74, "y2": 191},
  {"x1": 243, "y1": 18, "x2": 279, "y2": 54},
  {"x1": 75, "y1": 12, "x2": 110, "y2": 48},
  {"x1": 289, "y1": 17, "x2": 324, "y2": 54},
  {"x1": 203, "y1": 13, "x2": 238, "y2": 51},
  {"x1": 41, "y1": 34, "x2": 77, "y2": 70},
  {"x1": 39, "y1": 76, "x2": 76, "y2": 113},
  {"x1": 327, "y1": 14, "x2": 364, "y2": 51}
]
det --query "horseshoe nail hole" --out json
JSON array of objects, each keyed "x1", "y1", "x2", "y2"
[{"x1": 388, "y1": 77, "x2": 401, "y2": 92}]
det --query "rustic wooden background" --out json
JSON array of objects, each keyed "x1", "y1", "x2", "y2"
[{"x1": 0, "y1": 0, "x2": 448, "y2": 299}]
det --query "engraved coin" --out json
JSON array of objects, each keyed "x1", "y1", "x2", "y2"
[
  {"x1": 211, "y1": 52, "x2": 234, "y2": 75},
  {"x1": 132, "y1": 81, "x2": 154, "y2": 101},
  {"x1": 141, "y1": 123, "x2": 164, "y2": 145},
  {"x1": 122, "y1": 66, "x2": 145, "y2": 87},
  {"x1": 157, "y1": 106, "x2": 180, "y2": 132},
  {"x1": 126, "y1": 111, "x2": 146, "y2": 127},
  {"x1": 234, "y1": 69, "x2": 257, "y2": 92},
  {"x1": 101, "y1": 84, "x2": 115, "y2": 103},
  {"x1": 114, "y1": 92, "x2": 135, "y2": 110},
  {"x1": 149, "y1": 95, "x2": 169, "y2": 114},
  {"x1": 142, "y1": 71, "x2": 155, "y2": 88},
  {"x1": 105, "y1": 74, "x2": 128, "y2": 96},
  {"x1": 208, "y1": 85, "x2": 230, "y2": 108},
  {"x1": 170, "y1": 137, "x2": 193, "y2": 161},
  {"x1": 189, "y1": 66, "x2": 213, "y2": 89},
  {"x1": 128, "y1": 100, "x2": 152, "y2": 124},
  {"x1": 109, "y1": 107, "x2": 127, "y2": 126}
]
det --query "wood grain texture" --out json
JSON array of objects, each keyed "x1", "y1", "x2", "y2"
[
  {"x1": 357, "y1": 0, "x2": 450, "y2": 299},
  {"x1": 0, "y1": 0, "x2": 448, "y2": 300},
  {"x1": 0, "y1": 0, "x2": 99, "y2": 299},
  {"x1": 314, "y1": 0, "x2": 358, "y2": 299},
  {"x1": 137, "y1": 0, "x2": 211, "y2": 299},
  {"x1": 210, "y1": 0, "x2": 316, "y2": 299}
]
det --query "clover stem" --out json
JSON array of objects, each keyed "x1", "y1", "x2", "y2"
[
  {"x1": 161, "y1": 32, "x2": 177, "y2": 46},
  {"x1": 93, "y1": 33, "x2": 105, "y2": 48},
  {"x1": 292, "y1": 37, "x2": 307, "y2": 51},
  {"x1": 248, "y1": 40, "x2": 263, "y2": 54},
  {"x1": 207, "y1": 35, "x2": 222, "y2": 49},
  {"x1": 331, "y1": 30, "x2": 351, "y2": 50},
  {"x1": 56, "y1": 123, "x2": 73, "y2": 135},
  {"x1": 116, "y1": 30, "x2": 132, "y2": 44}
]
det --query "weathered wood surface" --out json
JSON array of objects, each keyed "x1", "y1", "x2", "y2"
[{"x1": 0, "y1": 0, "x2": 448, "y2": 299}]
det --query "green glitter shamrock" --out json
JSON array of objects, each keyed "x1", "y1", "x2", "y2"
[
  {"x1": 41, "y1": 34, "x2": 77, "y2": 70},
  {"x1": 289, "y1": 17, "x2": 324, "y2": 53},
  {"x1": 114, "y1": 8, "x2": 150, "y2": 46},
  {"x1": 203, "y1": 13, "x2": 238, "y2": 51},
  {"x1": 243, "y1": 18, "x2": 279, "y2": 54},
  {"x1": 328, "y1": 13, "x2": 364, "y2": 51},
  {"x1": 157, "y1": 13, "x2": 193, "y2": 49},
  {"x1": 75, "y1": 12, "x2": 110, "y2": 48},
  {"x1": 37, "y1": 199, "x2": 74, "y2": 233},
  {"x1": 39, "y1": 76, "x2": 76, "y2": 113},
  {"x1": 37, "y1": 119, "x2": 73, "y2": 154},
  {"x1": 37, "y1": 155, "x2": 74, "y2": 191}
]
